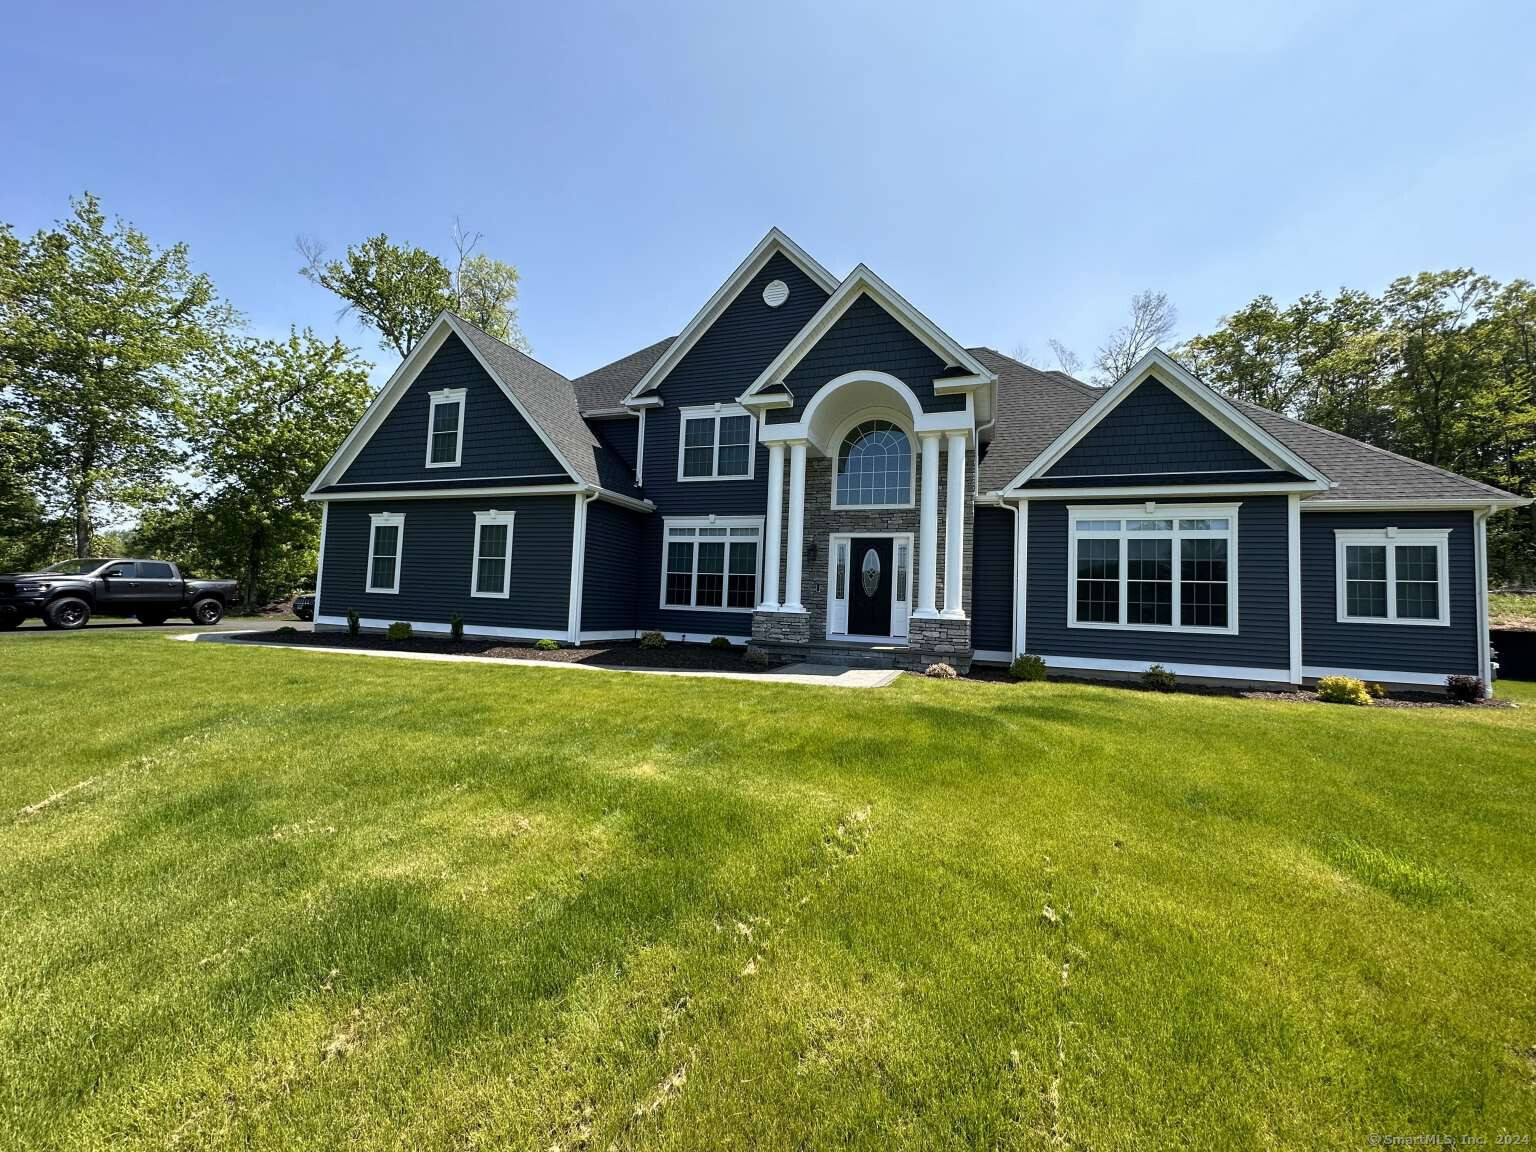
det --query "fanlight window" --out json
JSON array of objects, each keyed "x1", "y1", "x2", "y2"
[{"x1": 835, "y1": 420, "x2": 911, "y2": 507}]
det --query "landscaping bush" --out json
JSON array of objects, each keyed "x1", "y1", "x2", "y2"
[
  {"x1": 924, "y1": 662, "x2": 958, "y2": 679},
  {"x1": 1367, "y1": 681, "x2": 1387, "y2": 699},
  {"x1": 535, "y1": 638, "x2": 560, "y2": 651},
  {"x1": 346, "y1": 609, "x2": 360, "y2": 638},
  {"x1": 275, "y1": 625, "x2": 298, "y2": 637},
  {"x1": 744, "y1": 647, "x2": 773, "y2": 667},
  {"x1": 639, "y1": 631, "x2": 666, "y2": 650},
  {"x1": 1316, "y1": 675, "x2": 1371, "y2": 706},
  {"x1": 1141, "y1": 664, "x2": 1177, "y2": 691},
  {"x1": 386, "y1": 621, "x2": 412, "y2": 642},
  {"x1": 450, "y1": 613, "x2": 464, "y2": 642},
  {"x1": 710, "y1": 636, "x2": 733, "y2": 649},
  {"x1": 1446, "y1": 675, "x2": 1485, "y2": 703},
  {"x1": 1008, "y1": 654, "x2": 1047, "y2": 682}
]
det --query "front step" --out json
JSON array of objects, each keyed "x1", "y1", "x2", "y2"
[{"x1": 752, "y1": 639, "x2": 906, "y2": 669}]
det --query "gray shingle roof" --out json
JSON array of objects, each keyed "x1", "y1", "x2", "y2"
[
  {"x1": 451, "y1": 316, "x2": 639, "y2": 494},
  {"x1": 970, "y1": 348, "x2": 1098, "y2": 493},
  {"x1": 571, "y1": 336, "x2": 676, "y2": 413}
]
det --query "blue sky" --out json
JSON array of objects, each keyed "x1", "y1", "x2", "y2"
[{"x1": 4, "y1": 0, "x2": 1533, "y2": 383}]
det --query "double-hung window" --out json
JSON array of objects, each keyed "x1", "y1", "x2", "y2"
[
  {"x1": 471, "y1": 510, "x2": 515, "y2": 598},
  {"x1": 661, "y1": 517, "x2": 762, "y2": 611},
  {"x1": 677, "y1": 404, "x2": 754, "y2": 481},
  {"x1": 426, "y1": 388, "x2": 466, "y2": 468},
  {"x1": 366, "y1": 512, "x2": 405, "y2": 594},
  {"x1": 1068, "y1": 505, "x2": 1238, "y2": 633},
  {"x1": 1335, "y1": 528, "x2": 1450, "y2": 625}
]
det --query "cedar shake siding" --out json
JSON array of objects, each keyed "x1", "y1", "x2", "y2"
[
  {"x1": 1025, "y1": 496, "x2": 1292, "y2": 670},
  {"x1": 339, "y1": 333, "x2": 565, "y2": 488},
  {"x1": 318, "y1": 496, "x2": 573, "y2": 632},
  {"x1": 1300, "y1": 509, "x2": 1479, "y2": 676},
  {"x1": 581, "y1": 499, "x2": 643, "y2": 633},
  {"x1": 1043, "y1": 376, "x2": 1268, "y2": 479}
]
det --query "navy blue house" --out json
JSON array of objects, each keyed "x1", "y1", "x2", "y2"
[{"x1": 307, "y1": 229, "x2": 1528, "y2": 693}]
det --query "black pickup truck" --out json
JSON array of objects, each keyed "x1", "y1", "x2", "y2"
[{"x1": 0, "y1": 559, "x2": 240, "y2": 630}]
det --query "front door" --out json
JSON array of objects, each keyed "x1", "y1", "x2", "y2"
[{"x1": 847, "y1": 537, "x2": 894, "y2": 637}]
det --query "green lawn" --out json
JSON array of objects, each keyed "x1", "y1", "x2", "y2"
[
  {"x1": 3, "y1": 634, "x2": 1535, "y2": 1149},
  {"x1": 1491, "y1": 590, "x2": 1536, "y2": 629}
]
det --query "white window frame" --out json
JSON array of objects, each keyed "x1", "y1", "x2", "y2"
[
  {"x1": 1334, "y1": 527, "x2": 1451, "y2": 626},
  {"x1": 830, "y1": 412, "x2": 916, "y2": 511},
  {"x1": 826, "y1": 531, "x2": 913, "y2": 640},
  {"x1": 1066, "y1": 503, "x2": 1240, "y2": 635},
  {"x1": 425, "y1": 388, "x2": 467, "y2": 469},
  {"x1": 470, "y1": 510, "x2": 516, "y2": 599},
  {"x1": 658, "y1": 515, "x2": 764, "y2": 613},
  {"x1": 365, "y1": 512, "x2": 405, "y2": 594},
  {"x1": 676, "y1": 403, "x2": 756, "y2": 482}
]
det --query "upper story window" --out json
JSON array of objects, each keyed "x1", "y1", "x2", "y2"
[
  {"x1": 1069, "y1": 505, "x2": 1238, "y2": 634},
  {"x1": 661, "y1": 517, "x2": 762, "y2": 612},
  {"x1": 366, "y1": 512, "x2": 405, "y2": 594},
  {"x1": 835, "y1": 420, "x2": 912, "y2": 508},
  {"x1": 678, "y1": 404, "x2": 754, "y2": 481},
  {"x1": 426, "y1": 388, "x2": 466, "y2": 468},
  {"x1": 471, "y1": 510, "x2": 515, "y2": 598},
  {"x1": 1335, "y1": 528, "x2": 1450, "y2": 625}
]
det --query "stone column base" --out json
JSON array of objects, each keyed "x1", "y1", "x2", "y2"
[
  {"x1": 905, "y1": 616, "x2": 973, "y2": 673},
  {"x1": 750, "y1": 609, "x2": 810, "y2": 646}
]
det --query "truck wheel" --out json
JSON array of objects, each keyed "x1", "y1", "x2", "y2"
[
  {"x1": 44, "y1": 597, "x2": 91, "y2": 630},
  {"x1": 136, "y1": 611, "x2": 169, "y2": 626},
  {"x1": 190, "y1": 597, "x2": 224, "y2": 625}
]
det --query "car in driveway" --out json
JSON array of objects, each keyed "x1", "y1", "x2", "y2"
[
  {"x1": 291, "y1": 593, "x2": 316, "y2": 621},
  {"x1": 0, "y1": 558, "x2": 240, "y2": 630}
]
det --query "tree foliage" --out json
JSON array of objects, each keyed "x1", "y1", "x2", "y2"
[{"x1": 0, "y1": 194, "x2": 235, "y2": 556}]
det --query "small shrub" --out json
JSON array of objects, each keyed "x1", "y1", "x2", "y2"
[
  {"x1": 924, "y1": 662, "x2": 958, "y2": 679},
  {"x1": 639, "y1": 631, "x2": 666, "y2": 650},
  {"x1": 534, "y1": 638, "x2": 560, "y2": 651},
  {"x1": 1446, "y1": 675, "x2": 1485, "y2": 703},
  {"x1": 346, "y1": 608, "x2": 360, "y2": 638},
  {"x1": 1366, "y1": 681, "x2": 1387, "y2": 699},
  {"x1": 1008, "y1": 654, "x2": 1047, "y2": 682},
  {"x1": 386, "y1": 621, "x2": 412, "y2": 642},
  {"x1": 1141, "y1": 664, "x2": 1177, "y2": 692},
  {"x1": 709, "y1": 635, "x2": 733, "y2": 650},
  {"x1": 450, "y1": 613, "x2": 464, "y2": 642},
  {"x1": 1316, "y1": 675, "x2": 1370, "y2": 706},
  {"x1": 275, "y1": 625, "x2": 298, "y2": 637},
  {"x1": 744, "y1": 647, "x2": 773, "y2": 667}
]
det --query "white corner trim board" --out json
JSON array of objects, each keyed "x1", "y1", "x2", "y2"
[{"x1": 1038, "y1": 654, "x2": 1292, "y2": 684}]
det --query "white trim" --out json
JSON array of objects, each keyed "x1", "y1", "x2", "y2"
[
  {"x1": 1303, "y1": 497, "x2": 1531, "y2": 511},
  {"x1": 658, "y1": 515, "x2": 765, "y2": 614},
  {"x1": 942, "y1": 431, "x2": 967, "y2": 619},
  {"x1": 973, "y1": 649, "x2": 1014, "y2": 665},
  {"x1": 1066, "y1": 503, "x2": 1240, "y2": 636},
  {"x1": 1013, "y1": 500, "x2": 1028, "y2": 658},
  {"x1": 675, "y1": 403, "x2": 756, "y2": 482},
  {"x1": 308, "y1": 483, "x2": 653, "y2": 514},
  {"x1": 316, "y1": 614, "x2": 559, "y2": 642},
  {"x1": 1475, "y1": 509, "x2": 1493, "y2": 696},
  {"x1": 424, "y1": 388, "x2": 466, "y2": 469},
  {"x1": 636, "y1": 407, "x2": 646, "y2": 485},
  {"x1": 1333, "y1": 528, "x2": 1451, "y2": 626},
  {"x1": 624, "y1": 228, "x2": 839, "y2": 403},
  {"x1": 576, "y1": 628, "x2": 636, "y2": 643},
  {"x1": 309, "y1": 313, "x2": 583, "y2": 493},
  {"x1": 567, "y1": 492, "x2": 596, "y2": 643},
  {"x1": 1001, "y1": 349, "x2": 1328, "y2": 494},
  {"x1": 1302, "y1": 664, "x2": 1461, "y2": 688},
  {"x1": 314, "y1": 502, "x2": 330, "y2": 617},
  {"x1": 322, "y1": 473, "x2": 565, "y2": 488},
  {"x1": 365, "y1": 512, "x2": 405, "y2": 595},
  {"x1": 828, "y1": 409, "x2": 916, "y2": 510},
  {"x1": 1039, "y1": 654, "x2": 1291, "y2": 684},
  {"x1": 1287, "y1": 494, "x2": 1302, "y2": 684},
  {"x1": 739, "y1": 264, "x2": 997, "y2": 405},
  {"x1": 825, "y1": 531, "x2": 915, "y2": 642},
  {"x1": 1006, "y1": 481, "x2": 1319, "y2": 500},
  {"x1": 469, "y1": 510, "x2": 516, "y2": 598}
]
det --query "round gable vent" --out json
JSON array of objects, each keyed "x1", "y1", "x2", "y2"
[{"x1": 762, "y1": 279, "x2": 790, "y2": 308}]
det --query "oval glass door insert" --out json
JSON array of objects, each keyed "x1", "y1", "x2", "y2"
[{"x1": 860, "y1": 548, "x2": 881, "y2": 597}]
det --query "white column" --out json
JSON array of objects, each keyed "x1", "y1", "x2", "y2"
[
  {"x1": 941, "y1": 432, "x2": 967, "y2": 618},
  {"x1": 915, "y1": 432, "x2": 940, "y2": 618},
  {"x1": 783, "y1": 440, "x2": 807, "y2": 612},
  {"x1": 760, "y1": 441, "x2": 784, "y2": 610}
]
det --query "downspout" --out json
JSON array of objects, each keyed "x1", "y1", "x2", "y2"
[
  {"x1": 567, "y1": 489, "x2": 600, "y2": 645},
  {"x1": 314, "y1": 501, "x2": 330, "y2": 624},
  {"x1": 1475, "y1": 505, "x2": 1494, "y2": 698}
]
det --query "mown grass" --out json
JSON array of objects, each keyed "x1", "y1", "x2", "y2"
[
  {"x1": 2, "y1": 633, "x2": 1535, "y2": 1149},
  {"x1": 1491, "y1": 590, "x2": 1536, "y2": 629}
]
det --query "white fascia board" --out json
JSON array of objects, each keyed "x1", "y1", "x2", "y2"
[
  {"x1": 1003, "y1": 481, "x2": 1322, "y2": 500},
  {"x1": 623, "y1": 228, "x2": 839, "y2": 404},
  {"x1": 740, "y1": 264, "x2": 996, "y2": 404},
  {"x1": 1001, "y1": 348, "x2": 1327, "y2": 494},
  {"x1": 1301, "y1": 497, "x2": 1531, "y2": 511}
]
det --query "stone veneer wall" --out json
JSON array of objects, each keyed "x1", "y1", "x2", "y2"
[
  {"x1": 905, "y1": 617, "x2": 974, "y2": 672},
  {"x1": 751, "y1": 441, "x2": 974, "y2": 661},
  {"x1": 750, "y1": 609, "x2": 809, "y2": 645}
]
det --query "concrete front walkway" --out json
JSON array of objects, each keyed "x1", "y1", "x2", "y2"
[{"x1": 172, "y1": 631, "x2": 902, "y2": 688}]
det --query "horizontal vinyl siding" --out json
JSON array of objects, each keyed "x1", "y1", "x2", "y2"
[
  {"x1": 1045, "y1": 377, "x2": 1267, "y2": 478},
  {"x1": 581, "y1": 500, "x2": 642, "y2": 631},
  {"x1": 1300, "y1": 510, "x2": 1478, "y2": 675},
  {"x1": 340, "y1": 333, "x2": 565, "y2": 487},
  {"x1": 770, "y1": 293, "x2": 968, "y2": 423},
  {"x1": 634, "y1": 516, "x2": 757, "y2": 637},
  {"x1": 1025, "y1": 496, "x2": 1290, "y2": 669},
  {"x1": 971, "y1": 505, "x2": 1014, "y2": 652},
  {"x1": 591, "y1": 415, "x2": 639, "y2": 478},
  {"x1": 318, "y1": 496, "x2": 572, "y2": 632}
]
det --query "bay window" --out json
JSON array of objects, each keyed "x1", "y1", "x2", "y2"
[
  {"x1": 1335, "y1": 528, "x2": 1450, "y2": 625},
  {"x1": 661, "y1": 517, "x2": 762, "y2": 611}
]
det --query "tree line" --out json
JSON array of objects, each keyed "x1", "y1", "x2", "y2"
[{"x1": 0, "y1": 194, "x2": 526, "y2": 608}]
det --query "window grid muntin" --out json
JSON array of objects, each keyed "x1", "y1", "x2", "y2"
[
  {"x1": 1069, "y1": 506, "x2": 1238, "y2": 633},
  {"x1": 366, "y1": 514, "x2": 405, "y2": 594},
  {"x1": 678, "y1": 407, "x2": 755, "y2": 481},
  {"x1": 835, "y1": 420, "x2": 912, "y2": 507},
  {"x1": 661, "y1": 518, "x2": 761, "y2": 611},
  {"x1": 1335, "y1": 532, "x2": 1448, "y2": 625},
  {"x1": 425, "y1": 391, "x2": 465, "y2": 468},
  {"x1": 471, "y1": 512, "x2": 515, "y2": 598}
]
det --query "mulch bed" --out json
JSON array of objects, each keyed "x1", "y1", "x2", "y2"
[{"x1": 227, "y1": 629, "x2": 791, "y2": 673}]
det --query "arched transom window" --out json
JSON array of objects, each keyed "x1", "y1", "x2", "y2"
[{"x1": 835, "y1": 420, "x2": 911, "y2": 507}]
